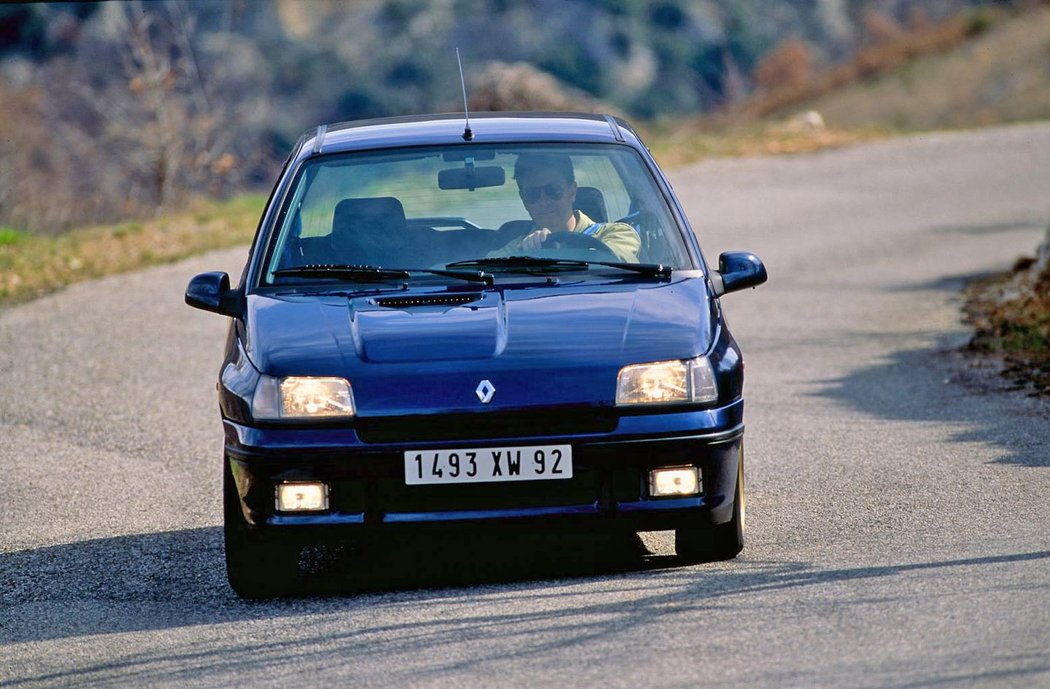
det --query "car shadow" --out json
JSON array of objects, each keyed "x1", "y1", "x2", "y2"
[
  {"x1": 297, "y1": 525, "x2": 665, "y2": 593},
  {"x1": 1, "y1": 524, "x2": 681, "y2": 644}
]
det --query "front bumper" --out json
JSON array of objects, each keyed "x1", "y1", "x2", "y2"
[{"x1": 224, "y1": 401, "x2": 744, "y2": 536}]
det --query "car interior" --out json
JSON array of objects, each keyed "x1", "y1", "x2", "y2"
[{"x1": 276, "y1": 184, "x2": 659, "y2": 271}]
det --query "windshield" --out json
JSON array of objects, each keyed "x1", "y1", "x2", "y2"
[{"x1": 261, "y1": 143, "x2": 694, "y2": 285}]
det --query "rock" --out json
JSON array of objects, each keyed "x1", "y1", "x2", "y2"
[
  {"x1": 783, "y1": 110, "x2": 826, "y2": 133},
  {"x1": 468, "y1": 61, "x2": 620, "y2": 115},
  {"x1": 1036, "y1": 223, "x2": 1050, "y2": 273}
]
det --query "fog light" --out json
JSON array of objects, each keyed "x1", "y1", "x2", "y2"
[
  {"x1": 276, "y1": 482, "x2": 328, "y2": 512},
  {"x1": 649, "y1": 467, "x2": 700, "y2": 497}
]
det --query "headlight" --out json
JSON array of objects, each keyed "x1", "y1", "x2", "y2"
[
  {"x1": 252, "y1": 375, "x2": 356, "y2": 420},
  {"x1": 615, "y1": 357, "x2": 718, "y2": 406}
]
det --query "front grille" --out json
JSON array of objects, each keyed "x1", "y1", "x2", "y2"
[
  {"x1": 374, "y1": 294, "x2": 480, "y2": 308},
  {"x1": 356, "y1": 407, "x2": 618, "y2": 443}
]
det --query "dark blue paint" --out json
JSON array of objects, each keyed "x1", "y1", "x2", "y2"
[{"x1": 243, "y1": 277, "x2": 712, "y2": 415}]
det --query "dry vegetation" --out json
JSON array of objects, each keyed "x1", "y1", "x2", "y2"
[
  {"x1": 648, "y1": 3, "x2": 1050, "y2": 166},
  {"x1": 802, "y1": 5, "x2": 1050, "y2": 130},
  {"x1": 691, "y1": 1, "x2": 1050, "y2": 136},
  {"x1": 0, "y1": 2, "x2": 269, "y2": 237},
  {"x1": 643, "y1": 116, "x2": 887, "y2": 168},
  {"x1": 738, "y1": 4, "x2": 1010, "y2": 121},
  {"x1": 966, "y1": 250, "x2": 1050, "y2": 397}
]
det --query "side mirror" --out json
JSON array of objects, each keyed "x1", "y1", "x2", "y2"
[
  {"x1": 712, "y1": 251, "x2": 767, "y2": 296},
  {"x1": 185, "y1": 271, "x2": 243, "y2": 317}
]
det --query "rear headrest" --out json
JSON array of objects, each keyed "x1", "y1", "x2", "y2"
[{"x1": 332, "y1": 197, "x2": 407, "y2": 249}]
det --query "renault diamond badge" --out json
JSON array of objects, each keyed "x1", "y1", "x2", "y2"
[{"x1": 475, "y1": 380, "x2": 495, "y2": 404}]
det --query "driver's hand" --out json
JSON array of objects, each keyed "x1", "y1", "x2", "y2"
[{"x1": 520, "y1": 228, "x2": 551, "y2": 251}]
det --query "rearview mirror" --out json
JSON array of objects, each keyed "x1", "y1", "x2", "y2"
[
  {"x1": 185, "y1": 271, "x2": 243, "y2": 317},
  {"x1": 712, "y1": 252, "x2": 767, "y2": 296},
  {"x1": 438, "y1": 166, "x2": 505, "y2": 191}
]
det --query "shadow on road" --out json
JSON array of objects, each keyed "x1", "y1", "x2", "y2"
[
  {"x1": 8, "y1": 525, "x2": 1050, "y2": 684},
  {"x1": 4, "y1": 523, "x2": 1050, "y2": 642},
  {"x1": 0, "y1": 525, "x2": 670, "y2": 644},
  {"x1": 816, "y1": 332, "x2": 1049, "y2": 468}
]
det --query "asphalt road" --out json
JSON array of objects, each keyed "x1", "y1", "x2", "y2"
[{"x1": 2, "y1": 123, "x2": 1049, "y2": 689}]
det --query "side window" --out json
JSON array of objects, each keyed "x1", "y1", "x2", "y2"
[{"x1": 296, "y1": 166, "x2": 355, "y2": 239}]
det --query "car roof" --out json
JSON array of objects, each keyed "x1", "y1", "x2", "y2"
[{"x1": 294, "y1": 112, "x2": 642, "y2": 160}]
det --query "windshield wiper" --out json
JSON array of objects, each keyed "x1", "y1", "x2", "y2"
[
  {"x1": 275, "y1": 264, "x2": 409, "y2": 282},
  {"x1": 274, "y1": 264, "x2": 494, "y2": 285},
  {"x1": 448, "y1": 256, "x2": 672, "y2": 278},
  {"x1": 447, "y1": 256, "x2": 590, "y2": 271}
]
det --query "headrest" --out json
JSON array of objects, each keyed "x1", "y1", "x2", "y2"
[
  {"x1": 333, "y1": 197, "x2": 406, "y2": 232},
  {"x1": 574, "y1": 186, "x2": 607, "y2": 223}
]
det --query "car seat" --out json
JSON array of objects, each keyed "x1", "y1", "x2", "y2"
[{"x1": 331, "y1": 197, "x2": 415, "y2": 267}]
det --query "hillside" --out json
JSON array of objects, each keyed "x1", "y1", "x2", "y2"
[
  {"x1": 1, "y1": 0, "x2": 1048, "y2": 241},
  {"x1": 789, "y1": 5, "x2": 1050, "y2": 130}
]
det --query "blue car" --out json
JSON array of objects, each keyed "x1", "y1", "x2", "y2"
[{"x1": 186, "y1": 112, "x2": 766, "y2": 597}]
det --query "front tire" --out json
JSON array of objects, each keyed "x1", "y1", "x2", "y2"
[
  {"x1": 675, "y1": 455, "x2": 745, "y2": 563},
  {"x1": 224, "y1": 463, "x2": 301, "y2": 598}
]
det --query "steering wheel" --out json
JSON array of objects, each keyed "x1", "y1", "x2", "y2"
[{"x1": 544, "y1": 231, "x2": 618, "y2": 260}]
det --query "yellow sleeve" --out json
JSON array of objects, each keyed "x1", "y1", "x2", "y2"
[{"x1": 593, "y1": 222, "x2": 641, "y2": 262}]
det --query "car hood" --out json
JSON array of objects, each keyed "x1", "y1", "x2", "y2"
[{"x1": 244, "y1": 277, "x2": 713, "y2": 415}]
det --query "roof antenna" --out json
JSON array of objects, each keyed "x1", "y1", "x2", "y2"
[{"x1": 456, "y1": 47, "x2": 473, "y2": 141}]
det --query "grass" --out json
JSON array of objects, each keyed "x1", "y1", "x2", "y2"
[
  {"x1": 643, "y1": 120, "x2": 890, "y2": 168},
  {"x1": 0, "y1": 227, "x2": 28, "y2": 246},
  {"x1": 0, "y1": 195, "x2": 265, "y2": 305}
]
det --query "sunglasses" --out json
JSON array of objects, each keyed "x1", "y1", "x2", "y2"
[{"x1": 520, "y1": 183, "x2": 567, "y2": 203}]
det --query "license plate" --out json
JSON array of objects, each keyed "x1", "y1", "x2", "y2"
[{"x1": 404, "y1": 445, "x2": 573, "y2": 485}]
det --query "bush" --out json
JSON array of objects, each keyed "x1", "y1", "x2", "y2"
[{"x1": 754, "y1": 39, "x2": 814, "y2": 93}]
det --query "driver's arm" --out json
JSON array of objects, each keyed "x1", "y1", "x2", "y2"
[
  {"x1": 591, "y1": 222, "x2": 640, "y2": 262},
  {"x1": 489, "y1": 222, "x2": 640, "y2": 262}
]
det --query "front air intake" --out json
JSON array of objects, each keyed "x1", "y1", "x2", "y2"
[{"x1": 374, "y1": 294, "x2": 480, "y2": 308}]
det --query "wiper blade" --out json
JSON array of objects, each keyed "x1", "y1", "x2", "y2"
[
  {"x1": 275, "y1": 264, "x2": 410, "y2": 281},
  {"x1": 448, "y1": 256, "x2": 671, "y2": 278},
  {"x1": 273, "y1": 264, "x2": 493, "y2": 285},
  {"x1": 447, "y1": 256, "x2": 590, "y2": 271}
]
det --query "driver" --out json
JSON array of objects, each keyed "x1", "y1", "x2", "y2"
[{"x1": 497, "y1": 153, "x2": 640, "y2": 262}]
